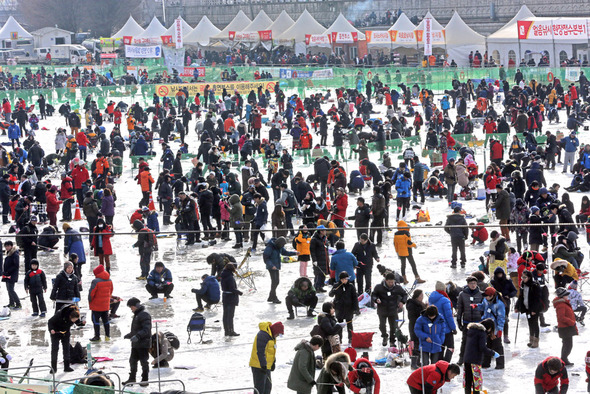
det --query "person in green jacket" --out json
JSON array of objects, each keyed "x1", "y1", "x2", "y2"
[{"x1": 287, "y1": 336, "x2": 324, "y2": 394}]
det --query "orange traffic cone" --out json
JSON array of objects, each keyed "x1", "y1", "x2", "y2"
[
  {"x1": 325, "y1": 193, "x2": 331, "y2": 210},
  {"x1": 74, "y1": 200, "x2": 82, "y2": 221},
  {"x1": 148, "y1": 191, "x2": 156, "y2": 211}
]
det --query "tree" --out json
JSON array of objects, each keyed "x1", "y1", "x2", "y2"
[{"x1": 18, "y1": 0, "x2": 143, "y2": 37}]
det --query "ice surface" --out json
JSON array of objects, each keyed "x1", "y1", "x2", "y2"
[{"x1": 0, "y1": 88, "x2": 589, "y2": 393}]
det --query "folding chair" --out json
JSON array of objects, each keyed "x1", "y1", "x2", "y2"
[
  {"x1": 187, "y1": 312, "x2": 206, "y2": 344},
  {"x1": 236, "y1": 248, "x2": 257, "y2": 291},
  {"x1": 577, "y1": 271, "x2": 590, "y2": 292}
]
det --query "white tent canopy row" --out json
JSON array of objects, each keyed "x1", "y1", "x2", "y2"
[
  {"x1": 132, "y1": 16, "x2": 167, "y2": 44},
  {"x1": 112, "y1": 16, "x2": 145, "y2": 39},
  {"x1": 0, "y1": 16, "x2": 32, "y2": 41}
]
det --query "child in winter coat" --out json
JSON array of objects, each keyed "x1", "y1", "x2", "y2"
[
  {"x1": 554, "y1": 287, "x2": 578, "y2": 366},
  {"x1": 463, "y1": 319, "x2": 498, "y2": 394},
  {"x1": 474, "y1": 287, "x2": 505, "y2": 369},
  {"x1": 393, "y1": 220, "x2": 424, "y2": 285},
  {"x1": 470, "y1": 222, "x2": 488, "y2": 245},
  {"x1": 219, "y1": 197, "x2": 231, "y2": 240},
  {"x1": 568, "y1": 281, "x2": 586, "y2": 325},
  {"x1": 294, "y1": 225, "x2": 311, "y2": 277},
  {"x1": 348, "y1": 357, "x2": 380, "y2": 394},
  {"x1": 24, "y1": 258, "x2": 47, "y2": 317},
  {"x1": 0, "y1": 335, "x2": 11, "y2": 368},
  {"x1": 414, "y1": 305, "x2": 446, "y2": 366}
]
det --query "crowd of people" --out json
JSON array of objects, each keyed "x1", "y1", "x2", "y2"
[{"x1": 1, "y1": 59, "x2": 590, "y2": 393}]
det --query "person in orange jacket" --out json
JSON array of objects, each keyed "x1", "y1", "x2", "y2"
[
  {"x1": 92, "y1": 153, "x2": 109, "y2": 189},
  {"x1": 137, "y1": 167, "x2": 155, "y2": 207},
  {"x1": 88, "y1": 264, "x2": 113, "y2": 342}
]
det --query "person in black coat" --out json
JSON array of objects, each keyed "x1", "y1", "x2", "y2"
[
  {"x1": 490, "y1": 267, "x2": 517, "y2": 343},
  {"x1": 371, "y1": 272, "x2": 408, "y2": 346},
  {"x1": 123, "y1": 298, "x2": 152, "y2": 386},
  {"x1": 314, "y1": 157, "x2": 331, "y2": 198},
  {"x1": 350, "y1": 233, "x2": 379, "y2": 294},
  {"x1": 351, "y1": 198, "x2": 371, "y2": 241},
  {"x1": 310, "y1": 228, "x2": 330, "y2": 293},
  {"x1": 50, "y1": 262, "x2": 81, "y2": 311},
  {"x1": 2, "y1": 241, "x2": 21, "y2": 309},
  {"x1": 515, "y1": 270, "x2": 544, "y2": 348},
  {"x1": 406, "y1": 289, "x2": 427, "y2": 369},
  {"x1": 463, "y1": 319, "x2": 497, "y2": 394},
  {"x1": 24, "y1": 258, "x2": 47, "y2": 316},
  {"x1": 197, "y1": 185, "x2": 215, "y2": 239},
  {"x1": 318, "y1": 302, "x2": 345, "y2": 358},
  {"x1": 19, "y1": 216, "x2": 38, "y2": 272},
  {"x1": 47, "y1": 304, "x2": 85, "y2": 373},
  {"x1": 528, "y1": 206, "x2": 546, "y2": 251},
  {"x1": 456, "y1": 276, "x2": 483, "y2": 364},
  {"x1": 329, "y1": 272, "x2": 359, "y2": 343},
  {"x1": 158, "y1": 176, "x2": 174, "y2": 225},
  {"x1": 0, "y1": 175, "x2": 10, "y2": 224},
  {"x1": 221, "y1": 263, "x2": 242, "y2": 337}
]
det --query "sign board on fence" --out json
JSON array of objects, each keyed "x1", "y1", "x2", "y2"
[
  {"x1": 100, "y1": 53, "x2": 118, "y2": 59},
  {"x1": 155, "y1": 81, "x2": 277, "y2": 97},
  {"x1": 180, "y1": 67, "x2": 205, "y2": 77},
  {"x1": 565, "y1": 67, "x2": 581, "y2": 82},
  {"x1": 279, "y1": 68, "x2": 334, "y2": 79},
  {"x1": 517, "y1": 19, "x2": 588, "y2": 40},
  {"x1": 258, "y1": 30, "x2": 272, "y2": 41},
  {"x1": 125, "y1": 45, "x2": 162, "y2": 58}
]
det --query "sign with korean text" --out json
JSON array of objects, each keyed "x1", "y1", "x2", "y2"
[
  {"x1": 517, "y1": 19, "x2": 588, "y2": 40},
  {"x1": 365, "y1": 31, "x2": 391, "y2": 44},
  {"x1": 179, "y1": 66, "x2": 206, "y2": 77},
  {"x1": 258, "y1": 30, "x2": 272, "y2": 41},
  {"x1": 174, "y1": 18, "x2": 183, "y2": 49},
  {"x1": 329, "y1": 32, "x2": 359, "y2": 43},
  {"x1": 122, "y1": 36, "x2": 133, "y2": 45},
  {"x1": 390, "y1": 30, "x2": 416, "y2": 44},
  {"x1": 125, "y1": 45, "x2": 162, "y2": 58},
  {"x1": 155, "y1": 80, "x2": 277, "y2": 97},
  {"x1": 424, "y1": 18, "x2": 432, "y2": 56},
  {"x1": 305, "y1": 34, "x2": 330, "y2": 46}
]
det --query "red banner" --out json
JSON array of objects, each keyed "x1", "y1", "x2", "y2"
[
  {"x1": 122, "y1": 36, "x2": 132, "y2": 45},
  {"x1": 351, "y1": 32, "x2": 358, "y2": 42},
  {"x1": 100, "y1": 53, "x2": 118, "y2": 59},
  {"x1": 228, "y1": 31, "x2": 235, "y2": 41},
  {"x1": 258, "y1": 30, "x2": 272, "y2": 41},
  {"x1": 161, "y1": 35, "x2": 173, "y2": 45},
  {"x1": 180, "y1": 67, "x2": 206, "y2": 77}
]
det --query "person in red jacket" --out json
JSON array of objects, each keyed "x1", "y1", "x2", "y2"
[
  {"x1": 407, "y1": 360, "x2": 460, "y2": 394},
  {"x1": 534, "y1": 357, "x2": 569, "y2": 394},
  {"x1": 300, "y1": 129, "x2": 313, "y2": 164},
  {"x1": 71, "y1": 161, "x2": 90, "y2": 204},
  {"x1": 91, "y1": 218, "x2": 113, "y2": 272},
  {"x1": 332, "y1": 187, "x2": 348, "y2": 232},
  {"x1": 45, "y1": 186, "x2": 62, "y2": 226},
  {"x1": 483, "y1": 116, "x2": 497, "y2": 134},
  {"x1": 553, "y1": 287, "x2": 578, "y2": 366},
  {"x1": 76, "y1": 130, "x2": 89, "y2": 161},
  {"x1": 517, "y1": 250, "x2": 545, "y2": 284},
  {"x1": 348, "y1": 357, "x2": 380, "y2": 393},
  {"x1": 60, "y1": 174, "x2": 74, "y2": 221},
  {"x1": 470, "y1": 222, "x2": 489, "y2": 245},
  {"x1": 490, "y1": 139, "x2": 503, "y2": 166},
  {"x1": 88, "y1": 264, "x2": 113, "y2": 342},
  {"x1": 252, "y1": 109, "x2": 262, "y2": 140},
  {"x1": 113, "y1": 107, "x2": 122, "y2": 126}
]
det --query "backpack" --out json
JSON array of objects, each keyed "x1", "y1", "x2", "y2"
[
  {"x1": 310, "y1": 324, "x2": 326, "y2": 339},
  {"x1": 140, "y1": 228, "x2": 158, "y2": 251},
  {"x1": 540, "y1": 284, "x2": 550, "y2": 313},
  {"x1": 69, "y1": 341, "x2": 87, "y2": 364},
  {"x1": 164, "y1": 331, "x2": 180, "y2": 350}
]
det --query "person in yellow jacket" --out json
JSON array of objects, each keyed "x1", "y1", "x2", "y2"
[
  {"x1": 294, "y1": 225, "x2": 312, "y2": 277},
  {"x1": 550, "y1": 258, "x2": 579, "y2": 288},
  {"x1": 393, "y1": 220, "x2": 425, "y2": 285},
  {"x1": 250, "y1": 321, "x2": 284, "y2": 394}
]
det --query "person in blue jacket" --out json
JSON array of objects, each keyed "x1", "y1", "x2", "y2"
[
  {"x1": 561, "y1": 131, "x2": 579, "y2": 173},
  {"x1": 429, "y1": 281, "x2": 457, "y2": 362},
  {"x1": 7, "y1": 120, "x2": 20, "y2": 148},
  {"x1": 414, "y1": 305, "x2": 446, "y2": 366},
  {"x1": 132, "y1": 135, "x2": 149, "y2": 156},
  {"x1": 62, "y1": 223, "x2": 86, "y2": 284},
  {"x1": 581, "y1": 145, "x2": 590, "y2": 171},
  {"x1": 474, "y1": 287, "x2": 505, "y2": 369},
  {"x1": 263, "y1": 236, "x2": 297, "y2": 304},
  {"x1": 146, "y1": 210, "x2": 160, "y2": 233},
  {"x1": 395, "y1": 172, "x2": 412, "y2": 221},
  {"x1": 191, "y1": 274, "x2": 220, "y2": 312},
  {"x1": 145, "y1": 262, "x2": 173, "y2": 299},
  {"x1": 329, "y1": 241, "x2": 358, "y2": 282},
  {"x1": 525, "y1": 162, "x2": 547, "y2": 187}
]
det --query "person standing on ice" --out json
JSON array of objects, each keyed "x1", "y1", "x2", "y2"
[
  {"x1": 263, "y1": 236, "x2": 297, "y2": 304},
  {"x1": 249, "y1": 321, "x2": 284, "y2": 394},
  {"x1": 123, "y1": 297, "x2": 152, "y2": 387},
  {"x1": 48, "y1": 304, "x2": 85, "y2": 373}
]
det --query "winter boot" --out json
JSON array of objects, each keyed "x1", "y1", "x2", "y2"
[
  {"x1": 531, "y1": 336, "x2": 539, "y2": 348},
  {"x1": 287, "y1": 312, "x2": 295, "y2": 320},
  {"x1": 122, "y1": 376, "x2": 136, "y2": 386},
  {"x1": 382, "y1": 335, "x2": 388, "y2": 347},
  {"x1": 415, "y1": 276, "x2": 426, "y2": 284},
  {"x1": 503, "y1": 334, "x2": 511, "y2": 344},
  {"x1": 402, "y1": 275, "x2": 409, "y2": 285},
  {"x1": 307, "y1": 309, "x2": 316, "y2": 317},
  {"x1": 139, "y1": 373, "x2": 149, "y2": 387},
  {"x1": 410, "y1": 356, "x2": 419, "y2": 370},
  {"x1": 527, "y1": 335, "x2": 533, "y2": 347}
]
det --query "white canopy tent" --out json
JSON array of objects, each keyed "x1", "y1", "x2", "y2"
[
  {"x1": 367, "y1": 12, "x2": 416, "y2": 48},
  {"x1": 133, "y1": 16, "x2": 166, "y2": 44},
  {"x1": 184, "y1": 16, "x2": 221, "y2": 47},
  {"x1": 0, "y1": 16, "x2": 33, "y2": 50},
  {"x1": 267, "y1": 10, "x2": 295, "y2": 42},
  {"x1": 414, "y1": 11, "x2": 446, "y2": 48},
  {"x1": 445, "y1": 12, "x2": 486, "y2": 67},
  {"x1": 112, "y1": 16, "x2": 144, "y2": 38},
  {"x1": 163, "y1": 16, "x2": 193, "y2": 39},
  {"x1": 233, "y1": 10, "x2": 273, "y2": 44},
  {"x1": 324, "y1": 13, "x2": 366, "y2": 40},
  {"x1": 211, "y1": 10, "x2": 252, "y2": 42},
  {"x1": 488, "y1": 5, "x2": 542, "y2": 66},
  {"x1": 277, "y1": 9, "x2": 326, "y2": 54}
]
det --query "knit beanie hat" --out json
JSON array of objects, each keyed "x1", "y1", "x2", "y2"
[
  {"x1": 435, "y1": 281, "x2": 445, "y2": 292},
  {"x1": 270, "y1": 322, "x2": 284, "y2": 337}
]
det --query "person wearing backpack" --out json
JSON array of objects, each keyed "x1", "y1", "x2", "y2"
[
  {"x1": 132, "y1": 220, "x2": 155, "y2": 280},
  {"x1": 150, "y1": 331, "x2": 175, "y2": 368}
]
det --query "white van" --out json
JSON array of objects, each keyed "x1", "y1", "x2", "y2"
[{"x1": 50, "y1": 44, "x2": 88, "y2": 64}]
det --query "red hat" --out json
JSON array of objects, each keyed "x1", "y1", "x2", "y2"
[
  {"x1": 93, "y1": 264, "x2": 105, "y2": 276},
  {"x1": 270, "y1": 322, "x2": 284, "y2": 337},
  {"x1": 344, "y1": 347, "x2": 357, "y2": 362},
  {"x1": 483, "y1": 287, "x2": 496, "y2": 297}
]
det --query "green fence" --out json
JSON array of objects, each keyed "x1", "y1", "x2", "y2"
[{"x1": 4, "y1": 65, "x2": 588, "y2": 111}]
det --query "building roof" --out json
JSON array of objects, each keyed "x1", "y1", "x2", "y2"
[{"x1": 31, "y1": 27, "x2": 74, "y2": 36}]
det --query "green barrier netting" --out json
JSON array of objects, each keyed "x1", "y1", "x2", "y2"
[{"x1": 4, "y1": 65, "x2": 587, "y2": 110}]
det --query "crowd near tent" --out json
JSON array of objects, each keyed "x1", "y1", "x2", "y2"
[
  {"x1": 184, "y1": 16, "x2": 221, "y2": 47},
  {"x1": 112, "y1": 16, "x2": 145, "y2": 39},
  {"x1": 445, "y1": 11, "x2": 486, "y2": 67},
  {"x1": 133, "y1": 16, "x2": 167, "y2": 44}
]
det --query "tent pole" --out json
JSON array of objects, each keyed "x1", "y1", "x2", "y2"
[{"x1": 551, "y1": 20, "x2": 557, "y2": 68}]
